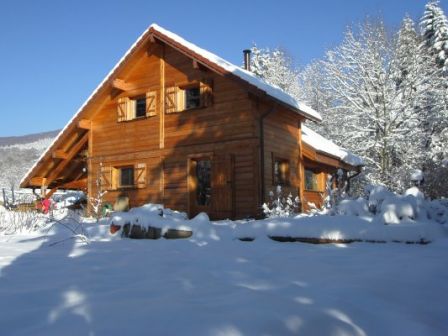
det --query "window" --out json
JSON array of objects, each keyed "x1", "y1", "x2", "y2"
[
  {"x1": 119, "y1": 167, "x2": 134, "y2": 188},
  {"x1": 305, "y1": 169, "x2": 319, "y2": 191},
  {"x1": 100, "y1": 163, "x2": 146, "y2": 190},
  {"x1": 273, "y1": 158, "x2": 289, "y2": 185},
  {"x1": 117, "y1": 91, "x2": 157, "y2": 122},
  {"x1": 165, "y1": 80, "x2": 213, "y2": 113},
  {"x1": 135, "y1": 97, "x2": 146, "y2": 118},
  {"x1": 195, "y1": 159, "x2": 211, "y2": 206},
  {"x1": 185, "y1": 87, "x2": 201, "y2": 109}
]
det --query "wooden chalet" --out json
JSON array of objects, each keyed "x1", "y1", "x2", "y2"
[{"x1": 20, "y1": 24, "x2": 362, "y2": 219}]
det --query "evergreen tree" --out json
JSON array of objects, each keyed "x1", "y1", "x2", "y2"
[
  {"x1": 420, "y1": 0, "x2": 448, "y2": 72},
  {"x1": 250, "y1": 46, "x2": 302, "y2": 99}
]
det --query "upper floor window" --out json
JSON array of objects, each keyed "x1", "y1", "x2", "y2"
[
  {"x1": 117, "y1": 91, "x2": 157, "y2": 122},
  {"x1": 165, "y1": 79, "x2": 213, "y2": 113},
  {"x1": 185, "y1": 87, "x2": 201, "y2": 109},
  {"x1": 135, "y1": 97, "x2": 147, "y2": 118}
]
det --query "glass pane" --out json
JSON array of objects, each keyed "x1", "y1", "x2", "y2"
[
  {"x1": 185, "y1": 87, "x2": 201, "y2": 109},
  {"x1": 274, "y1": 159, "x2": 288, "y2": 185},
  {"x1": 305, "y1": 169, "x2": 318, "y2": 191},
  {"x1": 196, "y1": 160, "x2": 211, "y2": 206},
  {"x1": 120, "y1": 167, "x2": 134, "y2": 187},
  {"x1": 135, "y1": 98, "x2": 146, "y2": 117}
]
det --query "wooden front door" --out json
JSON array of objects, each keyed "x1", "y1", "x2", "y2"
[
  {"x1": 189, "y1": 157, "x2": 213, "y2": 217},
  {"x1": 211, "y1": 154, "x2": 235, "y2": 219},
  {"x1": 188, "y1": 154, "x2": 235, "y2": 219}
]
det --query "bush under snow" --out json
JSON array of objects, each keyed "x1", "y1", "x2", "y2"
[{"x1": 332, "y1": 185, "x2": 448, "y2": 227}]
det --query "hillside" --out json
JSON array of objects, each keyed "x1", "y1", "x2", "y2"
[{"x1": 0, "y1": 130, "x2": 59, "y2": 190}]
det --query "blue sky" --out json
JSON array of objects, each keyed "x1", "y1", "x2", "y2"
[{"x1": 0, "y1": 0, "x2": 445, "y2": 136}]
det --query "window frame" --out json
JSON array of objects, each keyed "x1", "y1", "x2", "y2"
[
  {"x1": 184, "y1": 86, "x2": 201, "y2": 110},
  {"x1": 134, "y1": 96, "x2": 147, "y2": 119},
  {"x1": 272, "y1": 156, "x2": 290, "y2": 186},
  {"x1": 118, "y1": 166, "x2": 135, "y2": 189},
  {"x1": 304, "y1": 169, "x2": 320, "y2": 192},
  {"x1": 117, "y1": 90, "x2": 158, "y2": 122}
]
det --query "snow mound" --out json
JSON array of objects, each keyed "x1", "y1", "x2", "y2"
[
  {"x1": 336, "y1": 198, "x2": 370, "y2": 217},
  {"x1": 234, "y1": 215, "x2": 444, "y2": 243},
  {"x1": 366, "y1": 185, "x2": 395, "y2": 213},
  {"x1": 379, "y1": 195, "x2": 419, "y2": 225}
]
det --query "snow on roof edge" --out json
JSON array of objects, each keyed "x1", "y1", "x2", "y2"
[
  {"x1": 150, "y1": 24, "x2": 322, "y2": 122},
  {"x1": 20, "y1": 27, "x2": 152, "y2": 187},
  {"x1": 301, "y1": 125, "x2": 364, "y2": 167}
]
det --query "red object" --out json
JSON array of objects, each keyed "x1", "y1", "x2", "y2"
[
  {"x1": 41, "y1": 199, "x2": 51, "y2": 214},
  {"x1": 110, "y1": 224, "x2": 121, "y2": 234}
]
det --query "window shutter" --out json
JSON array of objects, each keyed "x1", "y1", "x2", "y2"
[
  {"x1": 200, "y1": 79, "x2": 213, "y2": 107},
  {"x1": 134, "y1": 163, "x2": 147, "y2": 189},
  {"x1": 146, "y1": 91, "x2": 157, "y2": 117},
  {"x1": 165, "y1": 86, "x2": 178, "y2": 113},
  {"x1": 117, "y1": 97, "x2": 129, "y2": 122},
  {"x1": 127, "y1": 99, "x2": 136, "y2": 120},
  {"x1": 177, "y1": 88, "x2": 185, "y2": 111},
  {"x1": 100, "y1": 166, "x2": 112, "y2": 190}
]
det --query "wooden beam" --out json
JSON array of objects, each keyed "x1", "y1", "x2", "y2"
[
  {"x1": 111, "y1": 78, "x2": 141, "y2": 92},
  {"x1": 29, "y1": 177, "x2": 47, "y2": 187},
  {"x1": 61, "y1": 178, "x2": 87, "y2": 190},
  {"x1": 159, "y1": 45, "x2": 165, "y2": 149},
  {"x1": 192, "y1": 59, "x2": 199, "y2": 69},
  {"x1": 52, "y1": 150, "x2": 68, "y2": 160},
  {"x1": 44, "y1": 187, "x2": 58, "y2": 199},
  {"x1": 112, "y1": 78, "x2": 130, "y2": 91},
  {"x1": 46, "y1": 132, "x2": 89, "y2": 186},
  {"x1": 149, "y1": 34, "x2": 156, "y2": 43},
  {"x1": 77, "y1": 119, "x2": 91, "y2": 130}
]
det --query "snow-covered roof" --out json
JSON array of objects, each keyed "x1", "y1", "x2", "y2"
[
  {"x1": 20, "y1": 23, "x2": 321, "y2": 187},
  {"x1": 150, "y1": 24, "x2": 321, "y2": 122},
  {"x1": 301, "y1": 125, "x2": 363, "y2": 167}
]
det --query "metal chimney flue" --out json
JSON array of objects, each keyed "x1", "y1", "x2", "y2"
[{"x1": 243, "y1": 49, "x2": 251, "y2": 71}]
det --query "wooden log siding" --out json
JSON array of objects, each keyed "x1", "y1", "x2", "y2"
[
  {"x1": 83, "y1": 43, "x2": 260, "y2": 218},
  {"x1": 261, "y1": 105, "x2": 302, "y2": 202}
]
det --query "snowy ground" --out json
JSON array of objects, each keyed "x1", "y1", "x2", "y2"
[{"x1": 0, "y1": 214, "x2": 447, "y2": 336}]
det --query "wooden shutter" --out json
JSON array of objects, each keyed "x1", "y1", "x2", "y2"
[
  {"x1": 212, "y1": 154, "x2": 235, "y2": 219},
  {"x1": 127, "y1": 99, "x2": 136, "y2": 120},
  {"x1": 100, "y1": 166, "x2": 112, "y2": 190},
  {"x1": 117, "y1": 97, "x2": 129, "y2": 122},
  {"x1": 165, "y1": 86, "x2": 178, "y2": 113},
  {"x1": 200, "y1": 79, "x2": 213, "y2": 107},
  {"x1": 177, "y1": 89, "x2": 185, "y2": 111},
  {"x1": 134, "y1": 163, "x2": 147, "y2": 189},
  {"x1": 146, "y1": 91, "x2": 157, "y2": 117}
]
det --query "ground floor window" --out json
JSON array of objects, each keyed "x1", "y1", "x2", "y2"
[
  {"x1": 119, "y1": 166, "x2": 134, "y2": 188},
  {"x1": 305, "y1": 169, "x2": 319, "y2": 191},
  {"x1": 273, "y1": 158, "x2": 290, "y2": 186}
]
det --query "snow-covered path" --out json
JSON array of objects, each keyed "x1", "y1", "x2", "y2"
[{"x1": 0, "y1": 226, "x2": 447, "y2": 336}]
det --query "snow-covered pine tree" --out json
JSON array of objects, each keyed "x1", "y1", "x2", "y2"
[
  {"x1": 420, "y1": 0, "x2": 448, "y2": 72},
  {"x1": 250, "y1": 45, "x2": 302, "y2": 100},
  {"x1": 299, "y1": 61, "x2": 333, "y2": 137},
  {"x1": 419, "y1": 1, "x2": 448, "y2": 197},
  {"x1": 390, "y1": 16, "x2": 427, "y2": 187}
]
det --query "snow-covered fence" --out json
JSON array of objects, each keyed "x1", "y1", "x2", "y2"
[{"x1": 1, "y1": 187, "x2": 37, "y2": 208}]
